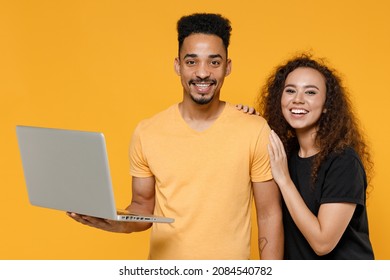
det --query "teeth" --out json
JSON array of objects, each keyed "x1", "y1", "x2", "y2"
[
  {"x1": 195, "y1": 84, "x2": 210, "y2": 87},
  {"x1": 291, "y1": 109, "x2": 308, "y2": 114}
]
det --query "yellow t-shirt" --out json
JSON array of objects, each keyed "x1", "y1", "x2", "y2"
[{"x1": 129, "y1": 102, "x2": 272, "y2": 259}]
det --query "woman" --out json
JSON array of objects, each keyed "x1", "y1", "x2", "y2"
[{"x1": 258, "y1": 54, "x2": 374, "y2": 259}]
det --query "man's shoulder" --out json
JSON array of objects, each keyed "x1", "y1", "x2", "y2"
[
  {"x1": 225, "y1": 103, "x2": 269, "y2": 127},
  {"x1": 137, "y1": 104, "x2": 178, "y2": 128}
]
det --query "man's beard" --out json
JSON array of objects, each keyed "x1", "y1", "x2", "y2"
[
  {"x1": 190, "y1": 92, "x2": 215, "y2": 105},
  {"x1": 188, "y1": 78, "x2": 216, "y2": 105}
]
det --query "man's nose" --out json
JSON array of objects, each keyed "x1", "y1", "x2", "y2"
[{"x1": 195, "y1": 63, "x2": 211, "y2": 79}]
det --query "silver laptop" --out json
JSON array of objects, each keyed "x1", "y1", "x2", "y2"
[{"x1": 16, "y1": 125, "x2": 174, "y2": 223}]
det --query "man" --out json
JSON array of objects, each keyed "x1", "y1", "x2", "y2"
[{"x1": 69, "y1": 13, "x2": 283, "y2": 260}]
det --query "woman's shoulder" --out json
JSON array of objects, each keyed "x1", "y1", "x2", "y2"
[
  {"x1": 329, "y1": 147, "x2": 360, "y2": 161},
  {"x1": 324, "y1": 147, "x2": 364, "y2": 172}
]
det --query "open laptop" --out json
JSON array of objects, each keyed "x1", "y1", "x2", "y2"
[{"x1": 16, "y1": 125, "x2": 174, "y2": 223}]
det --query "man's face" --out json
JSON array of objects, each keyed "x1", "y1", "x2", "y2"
[{"x1": 174, "y1": 33, "x2": 231, "y2": 105}]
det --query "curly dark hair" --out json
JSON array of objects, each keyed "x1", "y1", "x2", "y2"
[
  {"x1": 177, "y1": 13, "x2": 232, "y2": 56},
  {"x1": 257, "y1": 54, "x2": 373, "y2": 186}
]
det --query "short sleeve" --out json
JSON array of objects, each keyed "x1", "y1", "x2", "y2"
[
  {"x1": 320, "y1": 150, "x2": 366, "y2": 206},
  {"x1": 251, "y1": 119, "x2": 273, "y2": 182},
  {"x1": 129, "y1": 123, "x2": 153, "y2": 177}
]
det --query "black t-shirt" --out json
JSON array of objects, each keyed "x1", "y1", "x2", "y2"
[{"x1": 284, "y1": 147, "x2": 374, "y2": 259}]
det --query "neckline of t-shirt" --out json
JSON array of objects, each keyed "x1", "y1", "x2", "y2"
[
  {"x1": 174, "y1": 102, "x2": 230, "y2": 134},
  {"x1": 296, "y1": 151, "x2": 317, "y2": 161}
]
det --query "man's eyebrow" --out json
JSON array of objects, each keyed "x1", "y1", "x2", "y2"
[
  {"x1": 183, "y1": 53, "x2": 198, "y2": 59},
  {"x1": 209, "y1": 54, "x2": 223, "y2": 59},
  {"x1": 183, "y1": 54, "x2": 223, "y2": 59}
]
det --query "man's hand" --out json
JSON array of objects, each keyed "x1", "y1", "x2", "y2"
[
  {"x1": 67, "y1": 212, "x2": 132, "y2": 233},
  {"x1": 235, "y1": 104, "x2": 259, "y2": 115},
  {"x1": 67, "y1": 176, "x2": 156, "y2": 234}
]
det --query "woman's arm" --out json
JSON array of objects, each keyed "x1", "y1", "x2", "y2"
[{"x1": 268, "y1": 130, "x2": 356, "y2": 255}]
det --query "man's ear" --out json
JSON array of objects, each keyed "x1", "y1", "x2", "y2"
[
  {"x1": 225, "y1": 58, "x2": 232, "y2": 77},
  {"x1": 174, "y1": 57, "x2": 181, "y2": 76}
]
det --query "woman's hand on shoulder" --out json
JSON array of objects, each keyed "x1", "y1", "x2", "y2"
[{"x1": 235, "y1": 104, "x2": 260, "y2": 116}]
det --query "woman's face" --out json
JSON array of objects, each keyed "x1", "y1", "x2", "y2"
[{"x1": 281, "y1": 67, "x2": 327, "y2": 135}]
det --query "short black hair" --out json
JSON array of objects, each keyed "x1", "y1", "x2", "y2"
[{"x1": 177, "y1": 13, "x2": 232, "y2": 54}]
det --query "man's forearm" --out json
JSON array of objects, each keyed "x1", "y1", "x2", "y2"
[{"x1": 258, "y1": 218, "x2": 284, "y2": 259}]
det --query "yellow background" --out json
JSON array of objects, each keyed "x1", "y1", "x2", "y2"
[{"x1": 1, "y1": 0, "x2": 389, "y2": 259}]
